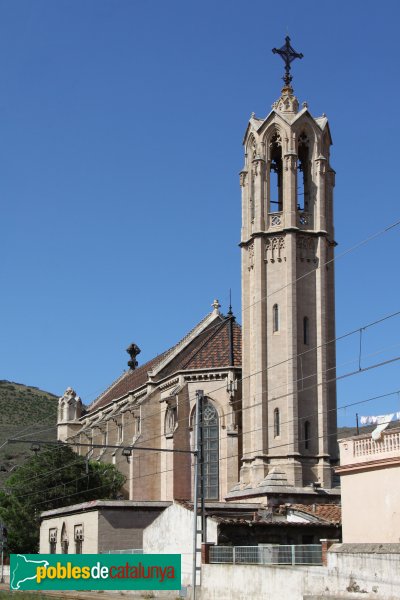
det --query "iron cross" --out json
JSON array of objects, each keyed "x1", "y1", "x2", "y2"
[{"x1": 272, "y1": 36, "x2": 303, "y2": 86}]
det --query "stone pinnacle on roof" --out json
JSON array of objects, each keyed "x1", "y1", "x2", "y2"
[{"x1": 212, "y1": 299, "x2": 221, "y2": 314}]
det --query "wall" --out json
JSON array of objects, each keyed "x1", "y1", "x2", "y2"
[
  {"x1": 198, "y1": 545, "x2": 400, "y2": 600},
  {"x1": 143, "y1": 502, "x2": 218, "y2": 586},
  {"x1": 39, "y1": 510, "x2": 99, "y2": 554},
  {"x1": 341, "y1": 464, "x2": 400, "y2": 543},
  {"x1": 98, "y1": 508, "x2": 165, "y2": 552}
]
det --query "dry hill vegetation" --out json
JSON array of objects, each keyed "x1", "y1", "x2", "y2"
[{"x1": 0, "y1": 380, "x2": 58, "y2": 484}]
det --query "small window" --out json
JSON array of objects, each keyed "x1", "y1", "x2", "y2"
[
  {"x1": 117, "y1": 424, "x2": 123, "y2": 443},
  {"x1": 274, "y1": 408, "x2": 280, "y2": 438},
  {"x1": 49, "y1": 528, "x2": 57, "y2": 554},
  {"x1": 102, "y1": 431, "x2": 107, "y2": 446},
  {"x1": 304, "y1": 421, "x2": 310, "y2": 450},
  {"x1": 303, "y1": 317, "x2": 309, "y2": 345},
  {"x1": 74, "y1": 524, "x2": 84, "y2": 554},
  {"x1": 61, "y1": 523, "x2": 68, "y2": 554},
  {"x1": 273, "y1": 304, "x2": 279, "y2": 333}
]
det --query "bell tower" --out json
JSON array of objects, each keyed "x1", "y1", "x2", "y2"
[{"x1": 239, "y1": 38, "x2": 337, "y2": 492}]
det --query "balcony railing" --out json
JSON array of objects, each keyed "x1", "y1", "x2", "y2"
[
  {"x1": 209, "y1": 544, "x2": 322, "y2": 566},
  {"x1": 339, "y1": 428, "x2": 400, "y2": 466}
]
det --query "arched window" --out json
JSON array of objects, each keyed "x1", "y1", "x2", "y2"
[
  {"x1": 61, "y1": 523, "x2": 69, "y2": 554},
  {"x1": 273, "y1": 304, "x2": 279, "y2": 333},
  {"x1": 269, "y1": 133, "x2": 283, "y2": 213},
  {"x1": 297, "y1": 133, "x2": 311, "y2": 211},
  {"x1": 274, "y1": 408, "x2": 280, "y2": 438},
  {"x1": 303, "y1": 317, "x2": 309, "y2": 345},
  {"x1": 199, "y1": 399, "x2": 219, "y2": 500},
  {"x1": 304, "y1": 421, "x2": 310, "y2": 450}
]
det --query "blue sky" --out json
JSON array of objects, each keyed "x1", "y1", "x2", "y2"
[{"x1": 0, "y1": 0, "x2": 399, "y2": 427}]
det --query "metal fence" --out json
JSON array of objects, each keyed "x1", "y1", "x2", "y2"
[
  {"x1": 101, "y1": 549, "x2": 143, "y2": 554},
  {"x1": 209, "y1": 544, "x2": 322, "y2": 566}
]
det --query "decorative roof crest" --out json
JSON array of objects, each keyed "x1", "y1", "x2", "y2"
[{"x1": 271, "y1": 36, "x2": 303, "y2": 116}]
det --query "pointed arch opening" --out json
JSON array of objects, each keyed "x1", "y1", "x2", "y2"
[
  {"x1": 269, "y1": 132, "x2": 283, "y2": 213},
  {"x1": 192, "y1": 398, "x2": 220, "y2": 501},
  {"x1": 297, "y1": 133, "x2": 311, "y2": 211},
  {"x1": 61, "y1": 523, "x2": 69, "y2": 554}
]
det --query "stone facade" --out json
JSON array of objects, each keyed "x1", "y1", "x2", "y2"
[
  {"x1": 57, "y1": 303, "x2": 242, "y2": 502},
  {"x1": 57, "y1": 76, "x2": 339, "y2": 507},
  {"x1": 239, "y1": 82, "x2": 337, "y2": 492},
  {"x1": 39, "y1": 500, "x2": 170, "y2": 554}
]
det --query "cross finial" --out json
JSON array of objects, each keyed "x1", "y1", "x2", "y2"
[
  {"x1": 212, "y1": 299, "x2": 221, "y2": 313},
  {"x1": 272, "y1": 36, "x2": 303, "y2": 86}
]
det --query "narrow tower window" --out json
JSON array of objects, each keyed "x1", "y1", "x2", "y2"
[
  {"x1": 303, "y1": 317, "x2": 309, "y2": 345},
  {"x1": 297, "y1": 133, "x2": 311, "y2": 211},
  {"x1": 250, "y1": 174, "x2": 255, "y2": 222},
  {"x1": 304, "y1": 420, "x2": 310, "y2": 450},
  {"x1": 274, "y1": 408, "x2": 280, "y2": 437},
  {"x1": 269, "y1": 133, "x2": 283, "y2": 212},
  {"x1": 273, "y1": 304, "x2": 279, "y2": 333}
]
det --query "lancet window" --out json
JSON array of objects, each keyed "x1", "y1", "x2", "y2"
[
  {"x1": 274, "y1": 408, "x2": 280, "y2": 438},
  {"x1": 297, "y1": 133, "x2": 311, "y2": 211},
  {"x1": 269, "y1": 133, "x2": 283, "y2": 213}
]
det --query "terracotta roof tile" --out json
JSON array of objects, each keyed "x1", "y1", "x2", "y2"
[
  {"x1": 289, "y1": 503, "x2": 341, "y2": 524},
  {"x1": 88, "y1": 314, "x2": 242, "y2": 412},
  {"x1": 89, "y1": 352, "x2": 167, "y2": 411}
]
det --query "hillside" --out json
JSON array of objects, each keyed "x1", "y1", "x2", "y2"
[{"x1": 0, "y1": 380, "x2": 58, "y2": 484}]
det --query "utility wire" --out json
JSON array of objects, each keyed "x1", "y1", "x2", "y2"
[
  {"x1": 81, "y1": 217, "x2": 400, "y2": 407},
  {"x1": 76, "y1": 310, "x2": 400, "y2": 447}
]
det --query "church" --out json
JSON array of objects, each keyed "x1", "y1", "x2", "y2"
[{"x1": 54, "y1": 37, "x2": 340, "y2": 520}]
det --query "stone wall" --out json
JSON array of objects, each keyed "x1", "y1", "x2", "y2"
[{"x1": 198, "y1": 544, "x2": 400, "y2": 600}]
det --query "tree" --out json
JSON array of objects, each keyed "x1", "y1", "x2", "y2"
[{"x1": 0, "y1": 444, "x2": 126, "y2": 553}]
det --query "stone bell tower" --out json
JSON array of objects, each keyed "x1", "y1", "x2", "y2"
[{"x1": 239, "y1": 38, "x2": 337, "y2": 493}]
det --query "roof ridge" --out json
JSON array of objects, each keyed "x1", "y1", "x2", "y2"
[
  {"x1": 89, "y1": 351, "x2": 167, "y2": 410},
  {"x1": 88, "y1": 370, "x2": 129, "y2": 410},
  {"x1": 180, "y1": 316, "x2": 229, "y2": 371},
  {"x1": 148, "y1": 310, "x2": 223, "y2": 377}
]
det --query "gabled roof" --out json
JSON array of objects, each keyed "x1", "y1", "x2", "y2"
[
  {"x1": 88, "y1": 309, "x2": 242, "y2": 412},
  {"x1": 289, "y1": 504, "x2": 341, "y2": 525}
]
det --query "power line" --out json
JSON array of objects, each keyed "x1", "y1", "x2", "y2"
[
  {"x1": 243, "y1": 217, "x2": 400, "y2": 314},
  {"x1": 80, "y1": 217, "x2": 400, "y2": 407},
  {"x1": 7, "y1": 382, "x2": 400, "y2": 504},
  {"x1": 74, "y1": 320, "x2": 400, "y2": 452}
]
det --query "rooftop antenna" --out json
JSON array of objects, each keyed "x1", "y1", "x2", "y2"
[{"x1": 228, "y1": 289, "x2": 233, "y2": 316}]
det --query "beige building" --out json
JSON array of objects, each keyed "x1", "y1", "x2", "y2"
[
  {"x1": 56, "y1": 45, "x2": 339, "y2": 508},
  {"x1": 58, "y1": 303, "x2": 242, "y2": 502},
  {"x1": 239, "y1": 79, "x2": 337, "y2": 493},
  {"x1": 337, "y1": 427, "x2": 400, "y2": 543},
  {"x1": 39, "y1": 500, "x2": 170, "y2": 554}
]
